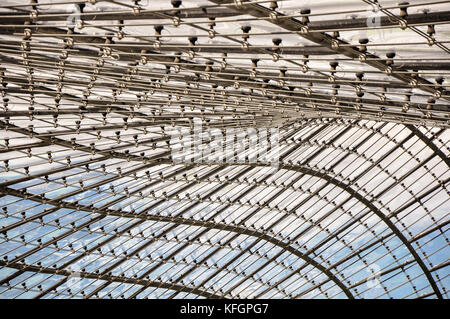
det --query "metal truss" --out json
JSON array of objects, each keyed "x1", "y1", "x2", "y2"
[{"x1": 0, "y1": 0, "x2": 449, "y2": 299}]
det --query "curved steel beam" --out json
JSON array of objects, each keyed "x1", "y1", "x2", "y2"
[
  {"x1": 0, "y1": 260, "x2": 222, "y2": 299},
  {"x1": 1, "y1": 149, "x2": 445, "y2": 298},
  {"x1": 0, "y1": 124, "x2": 445, "y2": 298},
  {"x1": 268, "y1": 163, "x2": 443, "y2": 298},
  {"x1": 0, "y1": 123, "x2": 356, "y2": 299},
  {"x1": 140, "y1": 161, "x2": 446, "y2": 298},
  {"x1": 0, "y1": 184, "x2": 354, "y2": 299}
]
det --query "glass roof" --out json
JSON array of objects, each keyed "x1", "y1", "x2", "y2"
[{"x1": 0, "y1": 0, "x2": 448, "y2": 299}]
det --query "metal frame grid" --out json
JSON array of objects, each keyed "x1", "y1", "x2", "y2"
[{"x1": 0, "y1": 0, "x2": 448, "y2": 299}]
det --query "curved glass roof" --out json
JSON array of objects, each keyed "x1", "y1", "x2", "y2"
[{"x1": 0, "y1": 0, "x2": 448, "y2": 299}]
